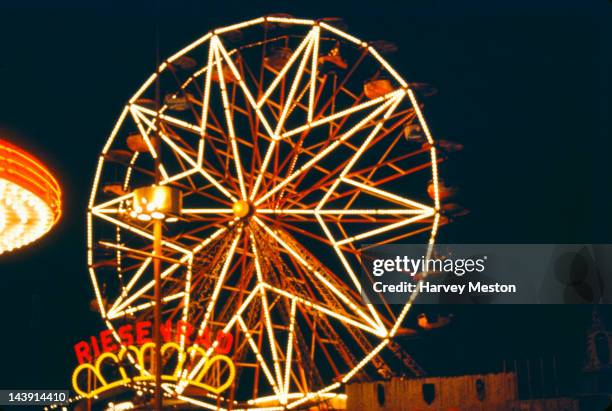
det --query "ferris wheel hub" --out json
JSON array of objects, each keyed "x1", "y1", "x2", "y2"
[{"x1": 232, "y1": 200, "x2": 253, "y2": 219}]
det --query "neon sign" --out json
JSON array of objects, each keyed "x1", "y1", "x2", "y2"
[
  {"x1": 73, "y1": 320, "x2": 233, "y2": 364},
  {"x1": 72, "y1": 321, "x2": 235, "y2": 399}
]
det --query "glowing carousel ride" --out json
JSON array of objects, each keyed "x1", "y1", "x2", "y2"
[{"x1": 0, "y1": 139, "x2": 61, "y2": 254}]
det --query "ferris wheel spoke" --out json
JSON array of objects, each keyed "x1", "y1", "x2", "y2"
[
  {"x1": 131, "y1": 113, "x2": 238, "y2": 202},
  {"x1": 215, "y1": 38, "x2": 275, "y2": 137},
  {"x1": 249, "y1": 32, "x2": 317, "y2": 201},
  {"x1": 260, "y1": 282, "x2": 379, "y2": 337},
  {"x1": 182, "y1": 286, "x2": 284, "y2": 400},
  {"x1": 307, "y1": 26, "x2": 320, "y2": 124},
  {"x1": 214, "y1": 37, "x2": 281, "y2": 202},
  {"x1": 107, "y1": 257, "x2": 151, "y2": 314},
  {"x1": 236, "y1": 316, "x2": 282, "y2": 398},
  {"x1": 249, "y1": 139, "x2": 276, "y2": 201},
  {"x1": 282, "y1": 91, "x2": 398, "y2": 140},
  {"x1": 130, "y1": 108, "x2": 226, "y2": 199},
  {"x1": 129, "y1": 106, "x2": 159, "y2": 159},
  {"x1": 274, "y1": 31, "x2": 315, "y2": 137},
  {"x1": 256, "y1": 29, "x2": 315, "y2": 109},
  {"x1": 198, "y1": 166, "x2": 240, "y2": 203},
  {"x1": 192, "y1": 223, "x2": 231, "y2": 249},
  {"x1": 134, "y1": 109, "x2": 197, "y2": 161},
  {"x1": 306, "y1": 96, "x2": 406, "y2": 218},
  {"x1": 107, "y1": 253, "x2": 190, "y2": 318},
  {"x1": 211, "y1": 40, "x2": 248, "y2": 200},
  {"x1": 299, "y1": 92, "x2": 436, "y2": 252},
  {"x1": 272, "y1": 108, "x2": 401, "y2": 208},
  {"x1": 253, "y1": 216, "x2": 384, "y2": 336},
  {"x1": 92, "y1": 210, "x2": 191, "y2": 254},
  {"x1": 251, "y1": 239, "x2": 285, "y2": 390},
  {"x1": 198, "y1": 35, "x2": 216, "y2": 165},
  {"x1": 283, "y1": 298, "x2": 298, "y2": 397},
  {"x1": 321, "y1": 100, "x2": 405, "y2": 202},
  {"x1": 254, "y1": 94, "x2": 401, "y2": 207},
  {"x1": 180, "y1": 283, "x2": 263, "y2": 390},
  {"x1": 160, "y1": 167, "x2": 199, "y2": 186},
  {"x1": 198, "y1": 228, "x2": 242, "y2": 333},
  {"x1": 182, "y1": 208, "x2": 234, "y2": 214},
  {"x1": 341, "y1": 177, "x2": 433, "y2": 211},
  {"x1": 338, "y1": 212, "x2": 435, "y2": 247},
  {"x1": 132, "y1": 108, "x2": 198, "y2": 165},
  {"x1": 288, "y1": 120, "x2": 418, "y2": 212},
  {"x1": 91, "y1": 191, "x2": 134, "y2": 212},
  {"x1": 107, "y1": 291, "x2": 185, "y2": 320},
  {"x1": 247, "y1": 240, "x2": 321, "y2": 400},
  {"x1": 177, "y1": 256, "x2": 194, "y2": 353},
  {"x1": 258, "y1": 208, "x2": 425, "y2": 216},
  {"x1": 132, "y1": 104, "x2": 202, "y2": 135},
  {"x1": 342, "y1": 144, "x2": 427, "y2": 184},
  {"x1": 262, "y1": 38, "x2": 319, "y2": 206},
  {"x1": 313, "y1": 214, "x2": 386, "y2": 331}
]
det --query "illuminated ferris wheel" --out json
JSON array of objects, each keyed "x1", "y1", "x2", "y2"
[{"x1": 87, "y1": 15, "x2": 444, "y2": 410}]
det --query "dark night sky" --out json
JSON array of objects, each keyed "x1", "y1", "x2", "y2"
[{"x1": 0, "y1": 0, "x2": 610, "y2": 399}]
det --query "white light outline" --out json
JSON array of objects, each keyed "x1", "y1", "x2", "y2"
[
  {"x1": 212, "y1": 37, "x2": 248, "y2": 200},
  {"x1": 251, "y1": 238, "x2": 285, "y2": 391},
  {"x1": 249, "y1": 30, "x2": 316, "y2": 201},
  {"x1": 253, "y1": 216, "x2": 383, "y2": 336},
  {"x1": 254, "y1": 92, "x2": 402, "y2": 207}
]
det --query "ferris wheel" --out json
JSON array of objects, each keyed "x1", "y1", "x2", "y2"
[{"x1": 86, "y1": 15, "x2": 444, "y2": 410}]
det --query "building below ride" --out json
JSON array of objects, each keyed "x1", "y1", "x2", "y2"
[
  {"x1": 345, "y1": 309, "x2": 611, "y2": 411},
  {"x1": 346, "y1": 373, "x2": 580, "y2": 411}
]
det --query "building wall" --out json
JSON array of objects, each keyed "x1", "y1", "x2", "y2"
[{"x1": 346, "y1": 373, "x2": 517, "y2": 411}]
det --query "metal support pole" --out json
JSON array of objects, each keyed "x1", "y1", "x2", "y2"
[
  {"x1": 153, "y1": 218, "x2": 163, "y2": 411},
  {"x1": 153, "y1": 9, "x2": 162, "y2": 407}
]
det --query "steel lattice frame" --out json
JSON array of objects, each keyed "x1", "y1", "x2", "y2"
[{"x1": 87, "y1": 16, "x2": 443, "y2": 410}]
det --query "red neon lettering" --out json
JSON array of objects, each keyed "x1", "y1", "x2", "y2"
[
  {"x1": 74, "y1": 341, "x2": 92, "y2": 364},
  {"x1": 161, "y1": 320, "x2": 173, "y2": 343},
  {"x1": 73, "y1": 321, "x2": 233, "y2": 363},
  {"x1": 117, "y1": 324, "x2": 134, "y2": 346},
  {"x1": 214, "y1": 331, "x2": 233, "y2": 354},
  {"x1": 90, "y1": 335, "x2": 101, "y2": 358},
  {"x1": 194, "y1": 327, "x2": 211, "y2": 347},
  {"x1": 100, "y1": 329, "x2": 117, "y2": 353},
  {"x1": 136, "y1": 321, "x2": 152, "y2": 344}
]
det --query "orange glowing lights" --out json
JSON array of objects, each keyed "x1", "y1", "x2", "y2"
[{"x1": 0, "y1": 140, "x2": 61, "y2": 254}]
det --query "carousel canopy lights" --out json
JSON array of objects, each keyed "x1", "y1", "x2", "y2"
[{"x1": 0, "y1": 139, "x2": 61, "y2": 254}]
